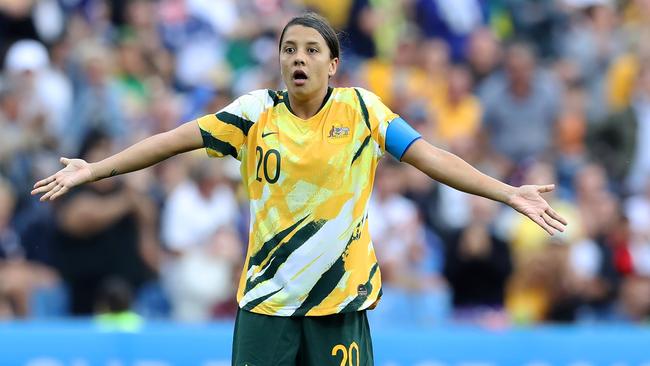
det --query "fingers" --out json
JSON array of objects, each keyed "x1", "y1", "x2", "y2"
[
  {"x1": 537, "y1": 184, "x2": 555, "y2": 193},
  {"x1": 32, "y1": 157, "x2": 73, "y2": 198},
  {"x1": 35, "y1": 181, "x2": 70, "y2": 202},
  {"x1": 546, "y1": 207, "x2": 568, "y2": 226},
  {"x1": 543, "y1": 212, "x2": 565, "y2": 233},
  {"x1": 40, "y1": 184, "x2": 63, "y2": 201},
  {"x1": 33, "y1": 158, "x2": 69, "y2": 191},
  {"x1": 532, "y1": 215, "x2": 555, "y2": 236},
  {"x1": 32, "y1": 175, "x2": 55, "y2": 190},
  {"x1": 50, "y1": 186, "x2": 69, "y2": 201},
  {"x1": 31, "y1": 180, "x2": 57, "y2": 195},
  {"x1": 532, "y1": 209, "x2": 567, "y2": 236}
]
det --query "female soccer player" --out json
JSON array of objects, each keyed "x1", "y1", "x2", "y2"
[{"x1": 33, "y1": 13, "x2": 566, "y2": 366}]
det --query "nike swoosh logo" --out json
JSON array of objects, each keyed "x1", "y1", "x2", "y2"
[{"x1": 261, "y1": 132, "x2": 278, "y2": 138}]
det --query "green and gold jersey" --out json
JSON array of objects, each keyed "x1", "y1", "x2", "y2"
[{"x1": 197, "y1": 87, "x2": 398, "y2": 316}]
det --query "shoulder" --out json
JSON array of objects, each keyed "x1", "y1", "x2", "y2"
[
  {"x1": 346, "y1": 87, "x2": 380, "y2": 102},
  {"x1": 329, "y1": 87, "x2": 378, "y2": 100},
  {"x1": 236, "y1": 89, "x2": 279, "y2": 110},
  {"x1": 332, "y1": 87, "x2": 385, "y2": 111},
  {"x1": 226, "y1": 89, "x2": 283, "y2": 122}
]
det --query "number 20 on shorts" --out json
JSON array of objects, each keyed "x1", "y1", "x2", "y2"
[{"x1": 331, "y1": 342, "x2": 360, "y2": 366}]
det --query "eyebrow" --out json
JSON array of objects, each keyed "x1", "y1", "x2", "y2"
[{"x1": 282, "y1": 40, "x2": 322, "y2": 46}]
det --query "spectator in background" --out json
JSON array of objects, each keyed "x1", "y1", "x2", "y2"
[
  {"x1": 0, "y1": 177, "x2": 60, "y2": 317},
  {"x1": 443, "y1": 195, "x2": 512, "y2": 325},
  {"x1": 52, "y1": 130, "x2": 158, "y2": 315},
  {"x1": 360, "y1": 34, "x2": 422, "y2": 111},
  {"x1": 161, "y1": 157, "x2": 241, "y2": 322},
  {"x1": 402, "y1": 159, "x2": 446, "y2": 237},
  {"x1": 505, "y1": 237, "x2": 568, "y2": 324},
  {"x1": 66, "y1": 41, "x2": 126, "y2": 155},
  {"x1": 503, "y1": 161, "x2": 580, "y2": 264},
  {"x1": 413, "y1": 59, "x2": 484, "y2": 237},
  {"x1": 299, "y1": 0, "x2": 353, "y2": 30},
  {"x1": 589, "y1": 59, "x2": 650, "y2": 195},
  {"x1": 342, "y1": 0, "x2": 377, "y2": 59},
  {"x1": 417, "y1": 39, "x2": 452, "y2": 110},
  {"x1": 414, "y1": 0, "x2": 488, "y2": 62},
  {"x1": 605, "y1": 0, "x2": 650, "y2": 113},
  {"x1": 1, "y1": 0, "x2": 648, "y2": 327},
  {"x1": 0, "y1": 0, "x2": 65, "y2": 57},
  {"x1": 0, "y1": 78, "x2": 38, "y2": 175},
  {"x1": 501, "y1": 160, "x2": 621, "y2": 322},
  {"x1": 574, "y1": 163, "x2": 614, "y2": 241},
  {"x1": 553, "y1": 83, "x2": 589, "y2": 198},
  {"x1": 0, "y1": 290, "x2": 12, "y2": 319},
  {"x1": 0, "y1": 1, "x2": 38, "y2": 56},
  {"x1": 4, "y1": 39, "x2": 72, "y2": 145},
  {"x1": 367, "y1": 0, "x2": 407, "y2": 61},
  {"x1": 625, "y1": 178, "x2": 650, "y2": 277},
  {"x1": 568, "y1": 163, "x2": 621, "y2": 319},
  {"x1": 480, "y1": 41, "x2": 562, "y2": 165},
  {"x1": 0, "y1": 70, "x2": 65, "y2": 317},
  {"x1": 502, "y1": 0, "x2": 564, "y2": 58},
  {"x1": 618, "y1": 0, "x2": 650, "y2": 62},
  {"x1": 369, "y1": 159, "x2": 426, "y2": 285},
  {"x1": 369, "y1": 159, "x2": 450, "y2": 327},
  {"x1": 429, "y1": 63, "x2": 482, "y2": 149},
  {"x1": 94, "y1": 276, "x2": 143, "y2": 332},
  {"x1": 613, "y1": 275, "x2": 650, "y2": 323},
  {"x1": 560, "y1": 1, "x2": 623, "y2": 123},
  {"x1": 464, "y1": 27, "x2": 502, "y2": 88},
  {"x1": 114, "y1": 37, "x2": 153, "y2": 132}
]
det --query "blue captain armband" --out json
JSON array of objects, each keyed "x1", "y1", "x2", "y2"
[{"x1": 385, "y1": 117, "x2": 421, "y2": 160}]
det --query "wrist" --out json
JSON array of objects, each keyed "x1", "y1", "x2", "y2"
[
  {"x1": 501, "y1": 185, "x2": 517, "y2": 205},
  {"x1": 88, "y1": 162, "x2": 99, "y2": 182},
  {"x1": 89, "y1": 162, "x2": 107, "y2": 182}
]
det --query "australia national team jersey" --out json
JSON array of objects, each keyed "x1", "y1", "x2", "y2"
[{"x1": 197, "y1": 87, "x2": 398, "y2": 316}]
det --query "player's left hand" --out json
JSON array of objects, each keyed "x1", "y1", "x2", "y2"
[{"x1": 507, "y1": 184, "x2": 567, "y2": 235}]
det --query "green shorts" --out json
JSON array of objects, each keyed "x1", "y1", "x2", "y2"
[{"x1": 232, "y1": 308, "x2": 374, "y2": 366}]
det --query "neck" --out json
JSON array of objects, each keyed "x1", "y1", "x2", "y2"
[{"x1": 288, "y1": 87, "x2": 330, "y2": 119}]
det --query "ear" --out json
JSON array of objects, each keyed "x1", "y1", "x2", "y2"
[{"x1": 328, "y1": 57, "x2": 339, "y2": 78}]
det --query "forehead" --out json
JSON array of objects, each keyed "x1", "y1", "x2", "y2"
[{"x1": 281, "y1": 25, "x2": 326, "y2": 45}]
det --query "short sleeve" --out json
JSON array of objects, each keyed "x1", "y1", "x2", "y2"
[
  {"x1": 354, "y1": 88, "x2": 399, "y2": 157},
  {"x1": 197, "y1": 90, "x2": 268, "y2": 160}
]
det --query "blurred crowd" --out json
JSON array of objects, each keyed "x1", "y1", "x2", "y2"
[{"x1": 1, "y1": 0, "x2": 650, "y2": 327}]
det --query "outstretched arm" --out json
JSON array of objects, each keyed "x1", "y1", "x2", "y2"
[
  {"x1": 401, "y1": 139, "x2": 567, "y2": 235},
  {"x1": 32, "y1": 120, "x2": 203, "y2": 201}
]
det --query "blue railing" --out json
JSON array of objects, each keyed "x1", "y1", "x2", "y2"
[{"x1": 1, "y1": 321, "x2": 649, "y2": 366}]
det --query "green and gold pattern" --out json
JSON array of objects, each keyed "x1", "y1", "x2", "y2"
[{"x1": 197, "y1": 87, "x2": 397, "y2": 316}]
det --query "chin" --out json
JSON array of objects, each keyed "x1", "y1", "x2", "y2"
[{"x1": 287, "y1": 86, "x2": 310, "y2": 98}]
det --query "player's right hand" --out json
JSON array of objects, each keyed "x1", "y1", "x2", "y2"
[{"x1": 31, "y1": 157, "x2": 94, "y2": 201}]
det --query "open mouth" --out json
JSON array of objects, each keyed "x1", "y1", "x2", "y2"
[{"x1": 292, "y1": 70, "x2": 308, "y2": 85}]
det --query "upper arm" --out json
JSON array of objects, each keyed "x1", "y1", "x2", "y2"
[
  {"x1": 385, "y1": 117, "x2": 421, "y2": 161},
  {"x1": 400, "y1": 138, "x2": 435, "y2": 170},
  {"x1": 167, "y1": 120, "x2": 204, "y2": 154},
  {"x1": 195, "y1": 91, "x2": 267, "y2": 160}
]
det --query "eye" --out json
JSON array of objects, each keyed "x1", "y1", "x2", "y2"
[
  {"x1": 284, "y1": 47, "x2": 295, "y2": 54},
  {"x1": 308, "y1": 47, "x2": 319, "y2": 54}
]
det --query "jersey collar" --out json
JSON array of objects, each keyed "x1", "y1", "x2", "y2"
[{"x1": 282, "y1": 86, "x2": 333, "y2": 118}]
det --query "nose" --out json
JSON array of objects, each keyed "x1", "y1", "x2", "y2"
[{"x1": 293, "y1": 50, "x2": 306, "y2": 66}]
